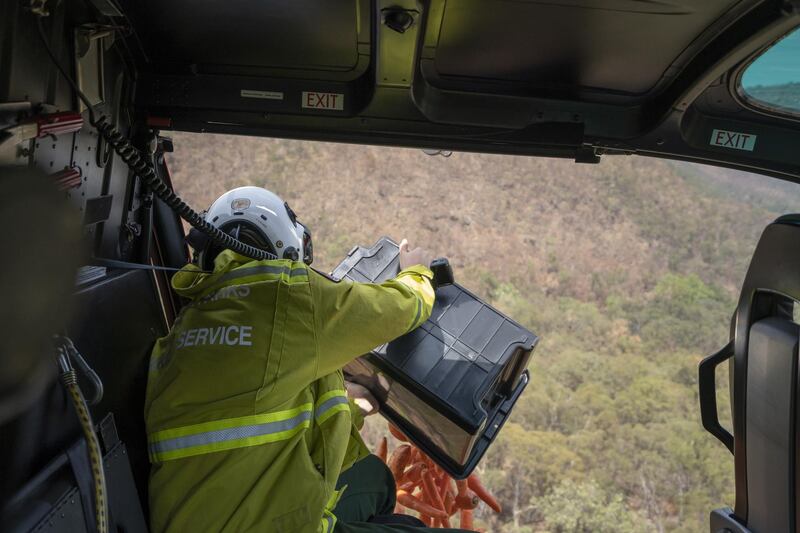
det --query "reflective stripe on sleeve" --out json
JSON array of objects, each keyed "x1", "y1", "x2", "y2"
[
  {"x1": 315, "y1": 389, "x2": 350, "y2": 425},
  {"x1": 148, "y1": 403, "x2": 313, "y2": 463},
  {"x1": 320, "y1": 514, "x2": 335, "y2": 533},
  {"x1": 319, "y1": 487, "x2": 344, "y2": 532},
  {"x1": 408, "y1": 293, "x2": 423, "y2": 332},
  {"x1": 395, "y1": 269, "x2": 433, "y2": 332}
]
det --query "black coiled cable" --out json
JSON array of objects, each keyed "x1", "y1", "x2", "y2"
[
  {"x1": 36, "y1": 16, "x2": 276, "y2": 262},
  {"x1": 92, "y1": 117, "x2": 276, "y2": 260}
]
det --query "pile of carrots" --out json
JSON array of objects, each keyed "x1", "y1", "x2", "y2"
[{"x1": 375, "y1": 425, "x2": 502, "y2": 530}]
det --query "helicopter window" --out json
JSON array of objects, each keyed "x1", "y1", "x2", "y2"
[
  {"x1": 167, "y1": 134, "x2": 800, "y2": 531},
  {"x1": 740, "y1": 27, "x2": 800, "y2": 117}
]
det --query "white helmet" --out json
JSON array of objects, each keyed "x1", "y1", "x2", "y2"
[{"x1": 190, "y1": 186, "x2": 312, "y2": 268}]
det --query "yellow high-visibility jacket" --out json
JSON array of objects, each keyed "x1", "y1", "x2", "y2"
[{"x1": 144, "y1": 250, "x2": 434, "y2": 533}]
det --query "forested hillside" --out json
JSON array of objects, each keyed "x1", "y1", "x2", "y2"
[{"x1": 168, "y1": 132, "x2": 799, "y2": 532}]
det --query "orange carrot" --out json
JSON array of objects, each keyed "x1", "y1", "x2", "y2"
[
  {"x1": 460, "y1": 509, "x2": 474, "y2": 529},
  {"x1": 423, "y1": 455, "x2": 435, "y2": 470},
  {"x1": 405, "y1": 476, "x2": 422, "y2": 489},
  {"x1": 423, "y1": 470, "x2": 450, "y2": 528},
  {"x1": 399, "y1": 480, "x2": 417, "y2": 492},
  {"x1": 456, "y1": 479, "x2": 469, "y2": 497},
  {"x1": 396, "y1": 490, "x2": 447, "y2": 520},
  {"x1": 376, "y1": 436, "x2": 388, "y2": 463},
  {"x1": 389, "y1": 424, "x2": 408, "y2": 442},
  {"x1": 420, "y1": 479, "x2": 437, "y2": 508},
  {"x1": 419, "y1": 514, "x2": 432, "y2": 526},
  {"x1": 468, "y1": 474, "x2": 501, "y2": 513},
  {"x1": 455, "y1": 489, "x2": 480, "y2": 510},
  {"x1": 437, "y1": 473, "x2": 451, "y2": 499},
  {"x1": 422, "y1": 470, "x2": 446, "y2": 510},
  {"x1": 388, "y1": 445, "x2": 413, "y2": 481},
  {"x1": 444, "y1": 490, "x2": 456, "y2": 516},
  {"x1": 403, "y1": 462, "x2": 426, "y2": 484},
  {"x1": 410, "y1": 447, "x2": 421, "y2": 464}
]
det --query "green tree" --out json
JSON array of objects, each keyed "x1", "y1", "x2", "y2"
[
  {"x1": 483, "y1": 424, "x2": 584, "y2": 530},
  {"x1": 636, "y1": 274, "x2": 733, "y2": 354},
  {"x1": 540, "y1": 479, "x2": 648, "y2": 533}
]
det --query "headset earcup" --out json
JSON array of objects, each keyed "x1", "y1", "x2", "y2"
[
  {"x1": 186, "y1": 227, "x2": 210, "y2": 252},
  {"x1": 186, "y1": 228, "x2": 214, "y2": 269}
]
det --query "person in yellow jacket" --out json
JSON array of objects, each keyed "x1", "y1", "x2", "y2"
[{"x1": 145, "y1": 186, "x2": 474, "y2": 532}]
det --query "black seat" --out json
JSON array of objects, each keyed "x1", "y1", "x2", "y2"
[
  {"x1": 700, "y1": 214, "x2": 800, "y2": 533},
  {"x1": 1, "y1": 269, "x2": 164, "y2": 532}
]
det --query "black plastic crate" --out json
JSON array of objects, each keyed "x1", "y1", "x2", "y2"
[{"x1": 332, "y1": 237, "x2": 537, "y2": 478}]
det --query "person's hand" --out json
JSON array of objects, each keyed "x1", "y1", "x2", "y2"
[
  {"x1": 345, "y1": 380, "x2": 379, "y2": 417},
  {"x1": 399, "y1": 239, "x2": 433, "y2": 270}
]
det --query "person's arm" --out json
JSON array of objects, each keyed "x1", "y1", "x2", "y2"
[{"x1": 309, "y1": 247, "x2": 435, "y2": 379}]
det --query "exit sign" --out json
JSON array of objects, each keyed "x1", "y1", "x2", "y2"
[
  {"x1": 302, "y1": 91, "x2": 344, "y2": 111},
  {"x1": 710, "y1": 129, "x2": 757, "y2": 152}
]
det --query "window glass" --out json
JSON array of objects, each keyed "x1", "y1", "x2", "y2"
[{"x1": 741, "y1": 27, "x2": 800, "y2": 116}]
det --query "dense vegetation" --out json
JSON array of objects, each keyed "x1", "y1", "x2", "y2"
[{"x1": 169, "y1": 133, "x2": 799, "y2": 532}]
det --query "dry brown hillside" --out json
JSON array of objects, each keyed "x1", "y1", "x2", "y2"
[{"x1": 167, "y1": 132, "x2": 784, "y2": 301}]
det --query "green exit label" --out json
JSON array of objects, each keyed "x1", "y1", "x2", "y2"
[{"x1": 710, "y1": 129, "x2": 757, "y2": 152}]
